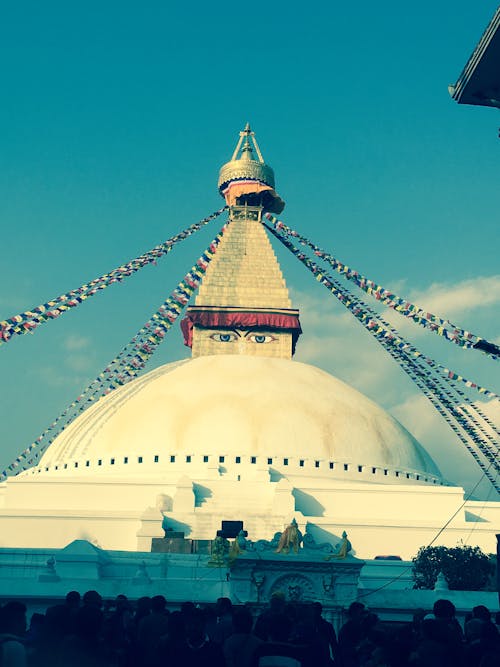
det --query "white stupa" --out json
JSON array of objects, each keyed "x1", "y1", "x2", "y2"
[{"x1": 0, "y1": 126, "x2": 497, "y2": 560}]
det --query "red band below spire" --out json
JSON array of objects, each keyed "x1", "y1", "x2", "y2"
[{"x1": 180, "y1": 309, "x2": 302, "y2": 353}]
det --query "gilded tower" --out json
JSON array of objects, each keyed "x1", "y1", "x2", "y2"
[{"x1": 181, "y1": 125, "x2": 301, "y2": 359}]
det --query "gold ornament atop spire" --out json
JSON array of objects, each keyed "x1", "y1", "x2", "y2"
[{"x1": 218, "y1": 124, "x2": 285, "y2": 214}]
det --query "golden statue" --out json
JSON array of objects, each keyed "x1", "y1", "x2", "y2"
[
  {"x1": 325, "y1": 531, "x2": 352, "y2": 560},
  {"x1": 275, "y1": 518, "x2": 302, "y2": 554},
  {"x1": 208, "y1": 534, "x2": 230, "y2": 567}
]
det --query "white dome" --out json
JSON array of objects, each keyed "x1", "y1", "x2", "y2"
[{"x1": 36, "y1": 355, "x2": 441, "y2": 483}]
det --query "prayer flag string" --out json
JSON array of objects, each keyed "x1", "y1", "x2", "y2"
[
  {"x1": 264, "y1": 212, "x2": 500, "y2": 361},
  {"x1": 0, "y1": 207, "x2": 227, "y2": 346},
  {"x1": 1, "y1": 217, "x2": 230, "y2": 480},
  {"x1": 265, "y1": 223, "x2": 500, "y2": 491}
]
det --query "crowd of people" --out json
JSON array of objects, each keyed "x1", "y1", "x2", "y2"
[{"x1": 0, "y1": 591, "x2": 498, "y2": 667}]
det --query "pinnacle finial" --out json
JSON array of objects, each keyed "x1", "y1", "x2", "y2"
[
  {"x1": 230, "y1": 123, "x2": 264, "y2": 163},
  {"x1": 218, "y1": 125, "x2": 285, "y2": 214}
]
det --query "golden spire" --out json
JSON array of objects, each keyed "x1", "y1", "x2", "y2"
[
  {"x1": 218, "y1": 124, "x2": 284, "y2": 214},
  {"x1": 180, "y1": 126, "x2": 301, "y2": 359}
]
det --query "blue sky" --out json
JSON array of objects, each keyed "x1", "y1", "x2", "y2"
[{"x1": 1, "y1": 2, "x2": 499, "y2": 502}]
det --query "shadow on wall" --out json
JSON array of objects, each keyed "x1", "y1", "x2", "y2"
[
  {"x1": 306, "y1": 522, "x2": 357, "y2": 556},
  {"x1": 193, "y1": 484, "x2": 213, "y2": 507},
  {"x1": 293, "y1": 489, "x2": 325, "y2": 516},
  {"x1": 161, "y1": 516, "x2": 193, "y2": 537},
  {"x1": 269, "y1": 468, "x2": 284, "y2": 482}
]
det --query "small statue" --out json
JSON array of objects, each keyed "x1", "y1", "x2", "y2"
[
  {"x1": 228, "y1": 529, "x2": 249, "y2": 563},
  {"x1": 325, "y1": 531, "x2": 352, "y2": 560},
  {"x1": 236, "y1": 529, "x2": 249, "y2": 549},
  {"x1": 275, "y1": 518, "x2": 302, "y2": 554},
  {"x1": 208, "y1": 534, "x2": 230, "y2": 567}
]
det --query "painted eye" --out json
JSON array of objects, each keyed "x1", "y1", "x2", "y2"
[
  {"x1": 248, "y1": 334, "x2": 276, "y2": 344},
  {"x1": 210, "y1": 332, "x2": 237, "y2": 343}
]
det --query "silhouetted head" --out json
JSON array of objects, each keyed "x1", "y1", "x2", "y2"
[
  {"x1": 433, "y1": 599, "x2": 455, "y2": 620},
  {"x1": 151, "y1": 595, "x2": 167, "y2": 614},
  {"x1": 312, "y1": 601, "x2": 323, "y2": 619},
  {"x1": 136, "y1": 597, "x2": 152, "y2": 617},
  {"x1": 472, "y1": 605, "x2": 491, "y2": 622},
  {"x1": 83, "y1": 590, "x2": 103, "y2": 609},
  {"x1": 348, "y1": 601, "x2": 366, "y2": 620},
  {"x1": 64, "y1": 591, "x2": 81, "y2": 609},
  {"x1": 216, "y1": 597, "x2": 232, "y2": 617}
]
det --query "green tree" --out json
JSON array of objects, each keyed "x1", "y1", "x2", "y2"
[{"x1": 412, "y1": 544, "x2": 494, "y2": 590}]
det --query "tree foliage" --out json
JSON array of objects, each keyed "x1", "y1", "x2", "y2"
[{"x1": 412, "y1": 544, "x2": 494, "y2": 591}]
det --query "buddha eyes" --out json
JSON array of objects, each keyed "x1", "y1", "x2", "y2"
[
  {"x1": 209, "y1": 332, "x2": 276, "y2": 344},
  {"x1": 248, "y1": 334, "x2": 276, "y2": 344},
  {"x1": 210, "y1": 333, "x2": 237, "y2": 343}
]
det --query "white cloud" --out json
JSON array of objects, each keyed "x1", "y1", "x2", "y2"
[
  {"x1": 381, "y1": 275, "x2": 500, "y2": 338},
  {"x1": 407, "y1": 275, "x2": 500, "y2": 320},
  {"x1": 63, "y1": 335, "x2": 91, "y2": 351}
]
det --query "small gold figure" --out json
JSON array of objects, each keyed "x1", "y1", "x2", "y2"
[{"x1": 275, "y1": 518, "x2": 302, "y2": 554}]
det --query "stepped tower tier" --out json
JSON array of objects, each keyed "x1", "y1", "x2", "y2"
[{"x1": 181, "y1": 125, "x2": 301, "y2": 359}]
